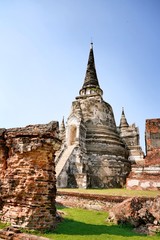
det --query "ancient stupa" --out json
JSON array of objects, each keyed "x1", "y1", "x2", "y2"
[{"x1": 56, "y1": 43, "x2": 143, "y2": 188}]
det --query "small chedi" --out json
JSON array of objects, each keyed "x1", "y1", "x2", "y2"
[
  {"x1": 0, "y1": 121, "x2": 61, "y2": 230},
  {"x1": 118, "y1": 109, "x2": 144, "y2": 163},
  {"x1": 127, "y1": 119, "x2": 160, "y2": 190},
  {"x1": 56, "y1": 43, "x2": 144, "y2": 189}
]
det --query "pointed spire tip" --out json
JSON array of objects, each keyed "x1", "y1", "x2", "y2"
[{"x1": 90, "y1": 42, "x2": 93, "y2": 49}]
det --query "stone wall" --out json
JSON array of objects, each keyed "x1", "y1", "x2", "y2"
[
  {"x1": 0, "y1": 121, "x2": 61, "y2": 231},
  {"x1": 56, "y1": 191, "x2": 129, "y2": 211},
  {"x1": 126, "y1": 166, "x2": 160, "y2": 190},
  {"x1": 56, "y1": 191, "x2": 153, "y2": 211}
]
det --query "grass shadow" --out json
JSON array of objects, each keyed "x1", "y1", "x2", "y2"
[
  {"x1": 56, "y1": 203, "x2": 69, "y2": 210},
  {"x1": 53, "y1": 218, "x2": 140, "y2": 237}
]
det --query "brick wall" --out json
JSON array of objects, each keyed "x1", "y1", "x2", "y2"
[{"x1": 0, "y1": 122, "x2": 61, "y2": 231}]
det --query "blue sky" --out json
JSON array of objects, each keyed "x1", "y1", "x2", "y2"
[{"x1": 0, "y1": 0, "x2": 160, "y2": 151}]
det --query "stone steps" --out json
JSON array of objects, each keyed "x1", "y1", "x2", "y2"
[{"x1": 56, "y1": 144, "x2": 76, "y2": 178}]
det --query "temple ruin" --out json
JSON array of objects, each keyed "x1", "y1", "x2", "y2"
[
  {"x1": 56, "y1": 43, "x2": 144, "y2": 188},
  {"x1": 0, "y1": 121, "x2": 61, "y2": 230},
  {"x1": 0, "y1": 44, "x2": 159, "y2": 233},
  {"x1": 127, "y1": 118, "x2": 160, "y2": 190}
]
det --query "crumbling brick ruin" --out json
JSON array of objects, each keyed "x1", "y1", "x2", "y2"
[
  {"x1": 0, "y1": 121, "x2": 61, "y2": 230},
  {"x1": 145, "y1": 118, "x2": 160, "y2": 164},
  {"x1": 108, "y1": 196, "x2": 160, "y2": 235},
  {"x1": 127, "y1": 119, "x2": 160, "y2": 190}
]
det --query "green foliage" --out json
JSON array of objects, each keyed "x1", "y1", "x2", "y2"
[
  {"x1": 40, "y1": 207, "x2": 160, "y2": 240},
  {"x1": 0, "y1": 222, "x2": 10, "y2": 229}
]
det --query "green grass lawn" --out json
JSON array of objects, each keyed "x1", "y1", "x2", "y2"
[
  {"x1": 57, "y1": 188, "x2": 159, "y2": 198},
  {"x1": 39, "y1": 206, "x2": 160, "y2": 240},
  {"x1": 0, "y1": 206, "x2": 159, "y2": 239},
  {"x1": 1, "y1": 189, "x2": 159, "y2": 239}
]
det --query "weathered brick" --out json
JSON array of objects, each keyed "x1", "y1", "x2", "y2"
[{"x1": 0, "y1": 122, "x2": 61, "y2": 231}]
